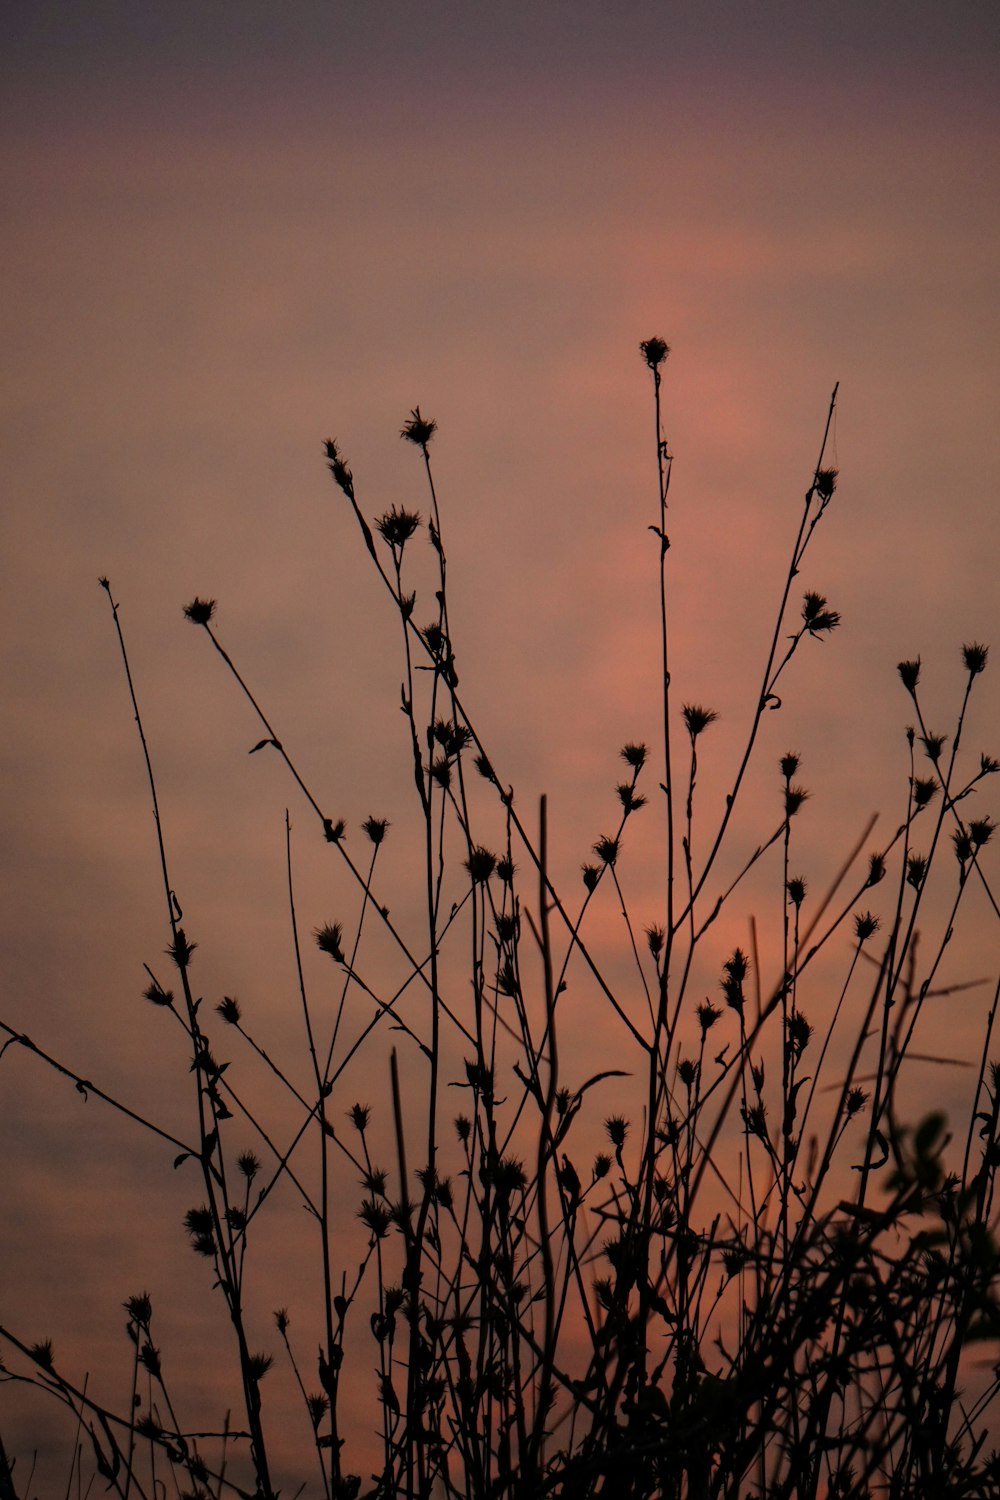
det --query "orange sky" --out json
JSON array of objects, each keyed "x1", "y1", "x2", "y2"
[{"x1": 2, "y1": 3, "x2": 998, "y2": 1491}]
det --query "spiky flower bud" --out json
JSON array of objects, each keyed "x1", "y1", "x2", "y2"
[
  {"x1": 963, "y1": 642, "x2": 989, "y2": 676},
  {"x1": 400, "y1": 407, "x2": 437, "y2": 447},
  {"x1": 183, "y1": 598, "x2": 216, "y2": 626},
  {"x1": 814, "y1": 468, "x2": 838, "y2": 501},
  {"x1": 621, "y1": 742, "x2": 648, "y2": 770},
  {"x1": 682, "y1": 704, "x2": 719, "y2": 739},
  {"x1": 854, "y1": 911, "x2": 880, "y2": 941},
  {"x1": 315, "y1": 922, "x2": 345, "y2": 963},
  {"x1": 593, "y1": 835, "x2": 619, "y2": 865},
  {"x1": 802, "y1": 592, "x2": 841, "y2": 635},
  {"x1": 897, "y1": 658, "x2": 921, "y2": 694},
  {"x1": 324, "y1": 438, "x2": 354, "y2": 499},
  {"x1": 640, "y1": 337, "x2": 670, "y2": 370}
]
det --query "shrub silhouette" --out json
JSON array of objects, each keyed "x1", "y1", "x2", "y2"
[{"x1": 2, "y1": 343, "x2": 998, "y2": 1498}]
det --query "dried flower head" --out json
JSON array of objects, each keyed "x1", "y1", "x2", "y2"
[
  {"x1": 124, "y1": 1293, "x2": 153, "y2": 1326},
  {"x1": 963, "y1": 642, "x2": 989, "y2": 676},
  {"x1": 183, "y1": 598, "x2": 216, "y2": 626},
  {"x1": 814, "y1": 468, "x2": 838, "y2": 502},
  {"x1": 581, "y1": 863, "x2": 600, "y2": 892},
  {"x1": 780, "y1": 752, "x2": 801, "y2": 780},
  {"x1": 315, "y1": 922, "x2": 345, "y2": 963},
  {"x1": 323, "y1": 817, "x2": 346, "y2": 843},
  {"x1": 324, "y1": 438, "x2": 355, "y2": 499},
  {"x1": 640, "y1": 336, "x2": 670, "y2": 370},
  {"x1": 593, "y1": 835, "x2": 620, "y2": 865},
  {"x1": 897, "y1": 659, "x2": 921, "y2": 694},
  {"x1": 697, "y1": 1000, "x2": 721, "y2": 1033},
  {"x1": 678, "y1": 1058, "x2": 698, "y2": 1088},
  {"x1": 247, "y1": 1353, "x2": 273, "y2": 1381},
  {"x1": 617, "y1": 783, "x2": 647, "y2": 813},
  {"x1": 358, "y1": 1197, "x2": 392, "y2": 1239},
  {"x1": 787, "y1": 877, "x2": 807, "y2": 908},
  {"x1": 981, "y1": 754, "x2": 1000, "y2": 776},
  {"x1": 604, "y1": 1115, "x2": 629, "y2": 1147},
  {"x1": 721, "y1": 949, "x2": 749, "y2": 1013},
  {"x1": 866, "y1": 852, "x2": 886, "y2": 886},
  {"x1": 854, "y1": 911, "x2": 880, "y2": 941},
  {"x1": 683, "y1": 704, "x2": 719, "y2": 739},
  {"x1": 645, "y1": 924, "x2": 665, "y2": 959},
  {"x1": 143, "y1": 981, "x2": 174, "y2": 1008},
  {"x1": 621, "y1": 742, "x2": 648, "y2": 770},
  {"x1": 969, "y1": 817, "x2": 996, "y2": 850},
  {"x1": 375, "y1": 506, "x2": 422, "y2": 550},
  {"x1": 911, "y1": 777, "x2": 938, "y2": 809},
  {"x1": 465, "y1": 846, "x2": 497, "y2": 884},
  {"x1": 921, "y1": 732, "x2": 947, "y2": 763},
  {"x1": 802, "y1": 592, "x2": 841, "y2": 636},
  {"x1": 593, "y1": 1153, "x2": 612, "y2": 1180},
  {"x1": 349, "y1": 1102, "x2": 371, "y2": 1133},
  {"x1": 906, "y1": 854, "x2": 928, "y2": 889},
  {"x1": 216, "y1": 995, "x2": 241, "y2": 1025},
  {"x1": 237, "y1": 1152, "x2": 261, "y2": 1181},
  {"x1": 846, "y1": 1087, "x2": 869, "y2": 1117},
  {"x1": 788, "y1": 1010, "x2": 813, "y2": 1057},
  {"x1": 362, "y1": 816, "x2": 389, "y2": 846},
  {"x1": 784, "y1": 784, "x2": 810, "y2": 818},
  {"x1": 400, "y1": 407, "x2": 437, "y2": 447}
]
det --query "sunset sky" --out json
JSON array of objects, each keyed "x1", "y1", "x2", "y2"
[{"x1": 2, "y1": 2, "x2": 998, "y2": 1491}]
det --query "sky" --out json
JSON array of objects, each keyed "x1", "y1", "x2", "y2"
[{"x1": 2, "y1": 2, "x2": 999, "y2": 1492}]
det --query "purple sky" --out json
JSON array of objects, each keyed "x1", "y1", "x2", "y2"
[{"x1": 2, "y1": 3, "x2": 998, "y2": 1492}]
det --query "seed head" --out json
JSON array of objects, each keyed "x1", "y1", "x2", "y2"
[
  {"x1": 683, "y1": 704, "x2": 719, "y2": 739},
  {"x1": 897, "y1": 659, "x2": 921, "y2": 694},
  {"x1": 814, "y1": 468, "x2": 838, "y2": 502},
  {"x1": 237, "y1": 1152, "x2": 261, "y2": 1180},
  {"x1": 143, "y1": 981, "x2": 174, "y2": 1008},
  {"x1": 780, "y1": 752, "x2": 801, "y2": 780},
  {"x1": 216, "y1": 995, "x2": 241, "y2": 1025},
  {"x1": 911, "y1": 777, "x2": 938, "y2": 809},
  {"x1": 605, "y1": 1115, "x2": 629, "y2": 1147},
  {"x1": 400, "y1": 407, "x2": 437, "y2": 447},
  {"x1": 921, "y1": 732, "x2": 947, "y2": 763},
  {"x1": 802, "y1": 592, "x2": 841, "y2": 636},
  {"x1": 787, "y1": 877, "x2": 807, "y2": 908},
  {"x1": 640, "y1": 336, "x2": 670, "y2": 370},
  {"x1": 362, "y1": 816, "x2": 389, "y2": 846},
  {"x1": 645, "y1": 924, "x2": 665, "y2": 959},
  {"x1": 854, "y1": 911, "x2": 880, "y2": 941},
  {"x1": 784, "y1": 784, "x2": 810, "y2": 818},
  {"x1": 621, "y1": 742, "x2": 648, "y2": 770},
  {"x1": 697, "y1": 1000, "x2": 721, "y2": 1033},
  {"x1": 866, "y1": 852, "x2": 886, "y2": 886},
  {"x1": 183, "y1": 598, "x2": 216, "y2": 626},
  {"x1": 617, "y1": 783, "x2": 647, "y2": 813},
  {"x1": 846, "y1": 1087, "x2": 868, "y2": 1117},
  {"x1": 324, "y1": 438, "x2": 355, "y2": 500},
  {"x1": 963, "y1": 642, "x2": 989, "y2": 676},
  {"x1": 375, "y1": 506, "x2": 422, "y2": 550},
  {"x1": 593, "y1": 835, "x2": 620, "y2": 865},
  {"x1": 906, "y1": 854, "x2": 928, "y2": 890},
  {"x1": 465, "y1": 846, "x2": 498, "y2": 883},
  {"x1": 315, "y1": 922, "x2": 346, "y2": 963},
  {"x1": 969, "y1": 817, "x2": 996, "y2": 850}
]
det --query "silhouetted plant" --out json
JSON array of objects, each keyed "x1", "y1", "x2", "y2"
[{"x1": 2, "y1": 344, "x2": 998, "y2": 1498}]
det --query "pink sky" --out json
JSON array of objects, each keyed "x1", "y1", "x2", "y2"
[{"x1": 2, "y1": 3, "x2": 998, "y2": 1492}]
